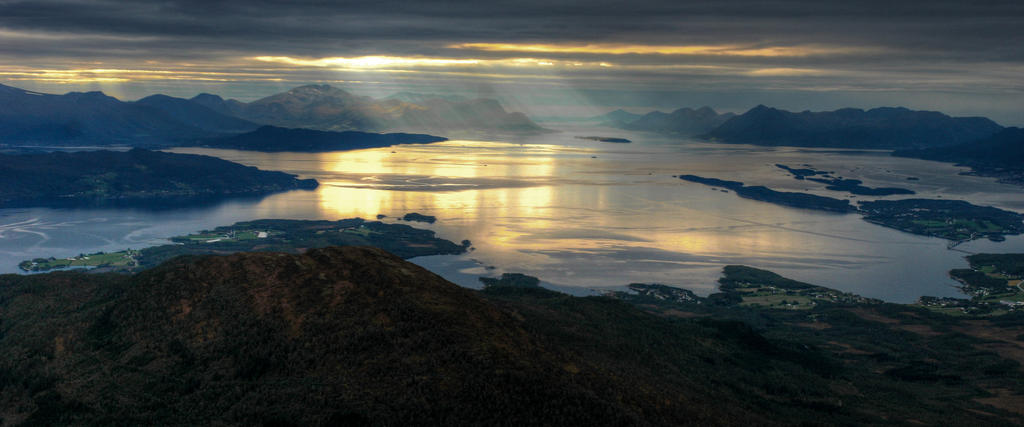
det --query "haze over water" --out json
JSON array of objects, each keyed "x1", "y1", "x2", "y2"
[{"x1": 2, "y1": 126, "x2": 1023, "y2": 302}]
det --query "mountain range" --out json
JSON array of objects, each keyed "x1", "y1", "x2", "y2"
[
  {"x1": 1, "y1": 81, "x2": 1013, "y2": 152},
  {"x1": 594, "y1": 107, "x2": 734, "y2": 136},
  {"x1": 624, "y1": 107, "x2": 736, "y2": 135},
  {"x1": 0, "y1": 83, "x2": 547, "y2": 146},
  {"x1": 594, "y1": 104, "x2": 1005, "y2": 150},
  {"x1": 705, "y1": 105, "x2": 1003, "y2": 149},
  {"x1": 190, "y1": 84, "x2": 547, "y2": 135},
  {"x1": 591, "y1": 108, "x2": 644, "y2": 126},
  {"x1": 0, "y1": 84, "x2": 257, "y2": 145}
]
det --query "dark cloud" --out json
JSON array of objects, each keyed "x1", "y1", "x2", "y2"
[
  {"x1": 2, "y1": 0, "x2": 1022, "y2": 58},
  {"x1": 0, "y1": 0, "x2": 1021, "y2": 124}
]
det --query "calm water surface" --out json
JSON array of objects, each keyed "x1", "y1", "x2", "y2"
[{"x1": 2, "y1": 126, "x2": 1023, "y2": 302}]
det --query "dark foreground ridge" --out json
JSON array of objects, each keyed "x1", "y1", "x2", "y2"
[
  {"x1": 195, "y1": 125, "x2": 448, "y2": 152},
  {"x1": 1, "y1": 248, "x2": 1022, "y2": 424},
  {"x1": 0, "y1": 148, "x2": 317, "y2": 208}
]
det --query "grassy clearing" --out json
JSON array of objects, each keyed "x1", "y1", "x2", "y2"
[{"x1": 20, "y1": 250, "x2": 139, "y2": 272}]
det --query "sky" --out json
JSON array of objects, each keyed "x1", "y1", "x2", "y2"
[{"x1": 1, "y1": 0, "x2": 1022, "y2": 124}]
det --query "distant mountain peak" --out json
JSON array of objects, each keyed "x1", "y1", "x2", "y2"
[
  {"x1": 191, "y1": 93, "x2": 224, "y2": 102},
  {"x1": 286, "y1": 84, "x2": 351, "y2": 97},
  {"x1": 137, "y1": 94, "x2": 175, "y2": 102},
  {"x1": 64, "y1": 90, "x2": 118, "y2": 102},
  {"x1": 294, "y1": 83, "x2": 335, "y2": 91},
  {"x1": 618, "y1": 105, "x2": 734, "y2": 135}
]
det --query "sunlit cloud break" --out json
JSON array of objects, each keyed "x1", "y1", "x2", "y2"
[
  {"x1": 253, "y1": 56, "x2": 482, "y2": 68},
  {"x1": 252, "y1": 55, "x2": 615, "y2": 70},
  {"x1": 449, "y1": 42, "x2": 877, "y2": 57}
]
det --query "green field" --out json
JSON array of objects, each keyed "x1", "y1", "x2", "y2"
[
  {"x1": 916, "y1": 254, "x2": 1024, "y2": 315},
  {"x1": 19, "y1": 250, "x2": 140, "y2": 272}
]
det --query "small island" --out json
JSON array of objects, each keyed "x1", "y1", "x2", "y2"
[
  {"x1": 402, "y1": 212, "x2": 437, "y2": 223},
  {"x1": 19, "y1": 218, "x2": 466, "y2": 273},
  {"x1": 678, "y1": 175, "x2": 856, "y2": 213},
  {"x1": 775, "y1": 164, "x2": 833, "y2": 179},
  {"x1": 0, "y1": 148, "x2": 317, "y2": 208},
  {"x1": 195, "y1": 125, "x2": 448, "y2": 152},
  {"x1": 575, "y1": 136, "x2": 632, "y2": 143},
  {"x1": 776, "y1": 164, "x2": 915, "y2": 196}
]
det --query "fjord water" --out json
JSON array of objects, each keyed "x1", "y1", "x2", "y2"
[{"x1": 2, "y1": 126, "x2": 1024, "y2": 302}]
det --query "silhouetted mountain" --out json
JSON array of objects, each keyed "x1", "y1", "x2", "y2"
[
  {"x1": 894, "y1": 127, "x2": 1024, "y2": 167},
  {"x1": 1, "y1": 247, "x2": 1020, "y2": 424},
  {"x1": 590, "y1": 109, "x2": 643, "y2": 125},
  {"x1": 189, "y1": 93, "x2": 248, "y2": 116},
  {"x1": 893, "y1": 127, "x2": 1024, "y2": 184},
  {"x1": 0, "y1": 148, "x2": 317, "y2": 207},
  {"x1": 197, "y1": 125, "x2": 447, "y2": 152},
  {"x1": 705, "y1": 105, "x2": 1003, "y2": 149},
  {"x1": 236, "y1": 84, "x2": 392, "y2": 131},
  {"x1": 622, "y1": 106, "x2": 735, "y2": 135},
  {"x1": 135, "y1": 94, "x2": 259, "y2": 133},
  {"x1": 0, "y1": 83, "x2": 210, "y2": 145},
  {"x1": 209, "y1": 84, "x2": 548, "y2": 134}
]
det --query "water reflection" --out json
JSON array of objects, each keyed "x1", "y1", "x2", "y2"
[
  {"x1": 2, "y1": 133, "x2": 1022, "y2": 303},
  {"x1": 190, "y1": 136, "x2": 1024, "y2": 303}
]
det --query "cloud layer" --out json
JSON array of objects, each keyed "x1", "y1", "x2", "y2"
[{"x1": 1, "y1": 0, "x2": 1022, "y2": 123}]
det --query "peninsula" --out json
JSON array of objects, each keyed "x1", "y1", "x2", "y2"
[
  {"x1": 195, "y1": 125, "x2": 447, "y2": 152},
  {"x1": 19, "y1": 218, "x2": 468, "y2": 273},
  {"x1": 0, "y1": 148, "x2": 317, "y2": 207},
  {"x1": 679, "y1": 174, "x2": 1024, "y2": 242}
]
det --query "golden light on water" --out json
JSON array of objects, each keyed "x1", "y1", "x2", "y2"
[
  {"x1": 305, "y1": 140, "x2": 782, "y2": 258},
  {"x1": 315, "y1": 140, "x2": 558, "y2": 223},
  {"x1": 161, "y1": 139, "x2": 953, "y2": 294},
  {"x1": 165, "y1": 139, "x2": 875, "y2": 286}
]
